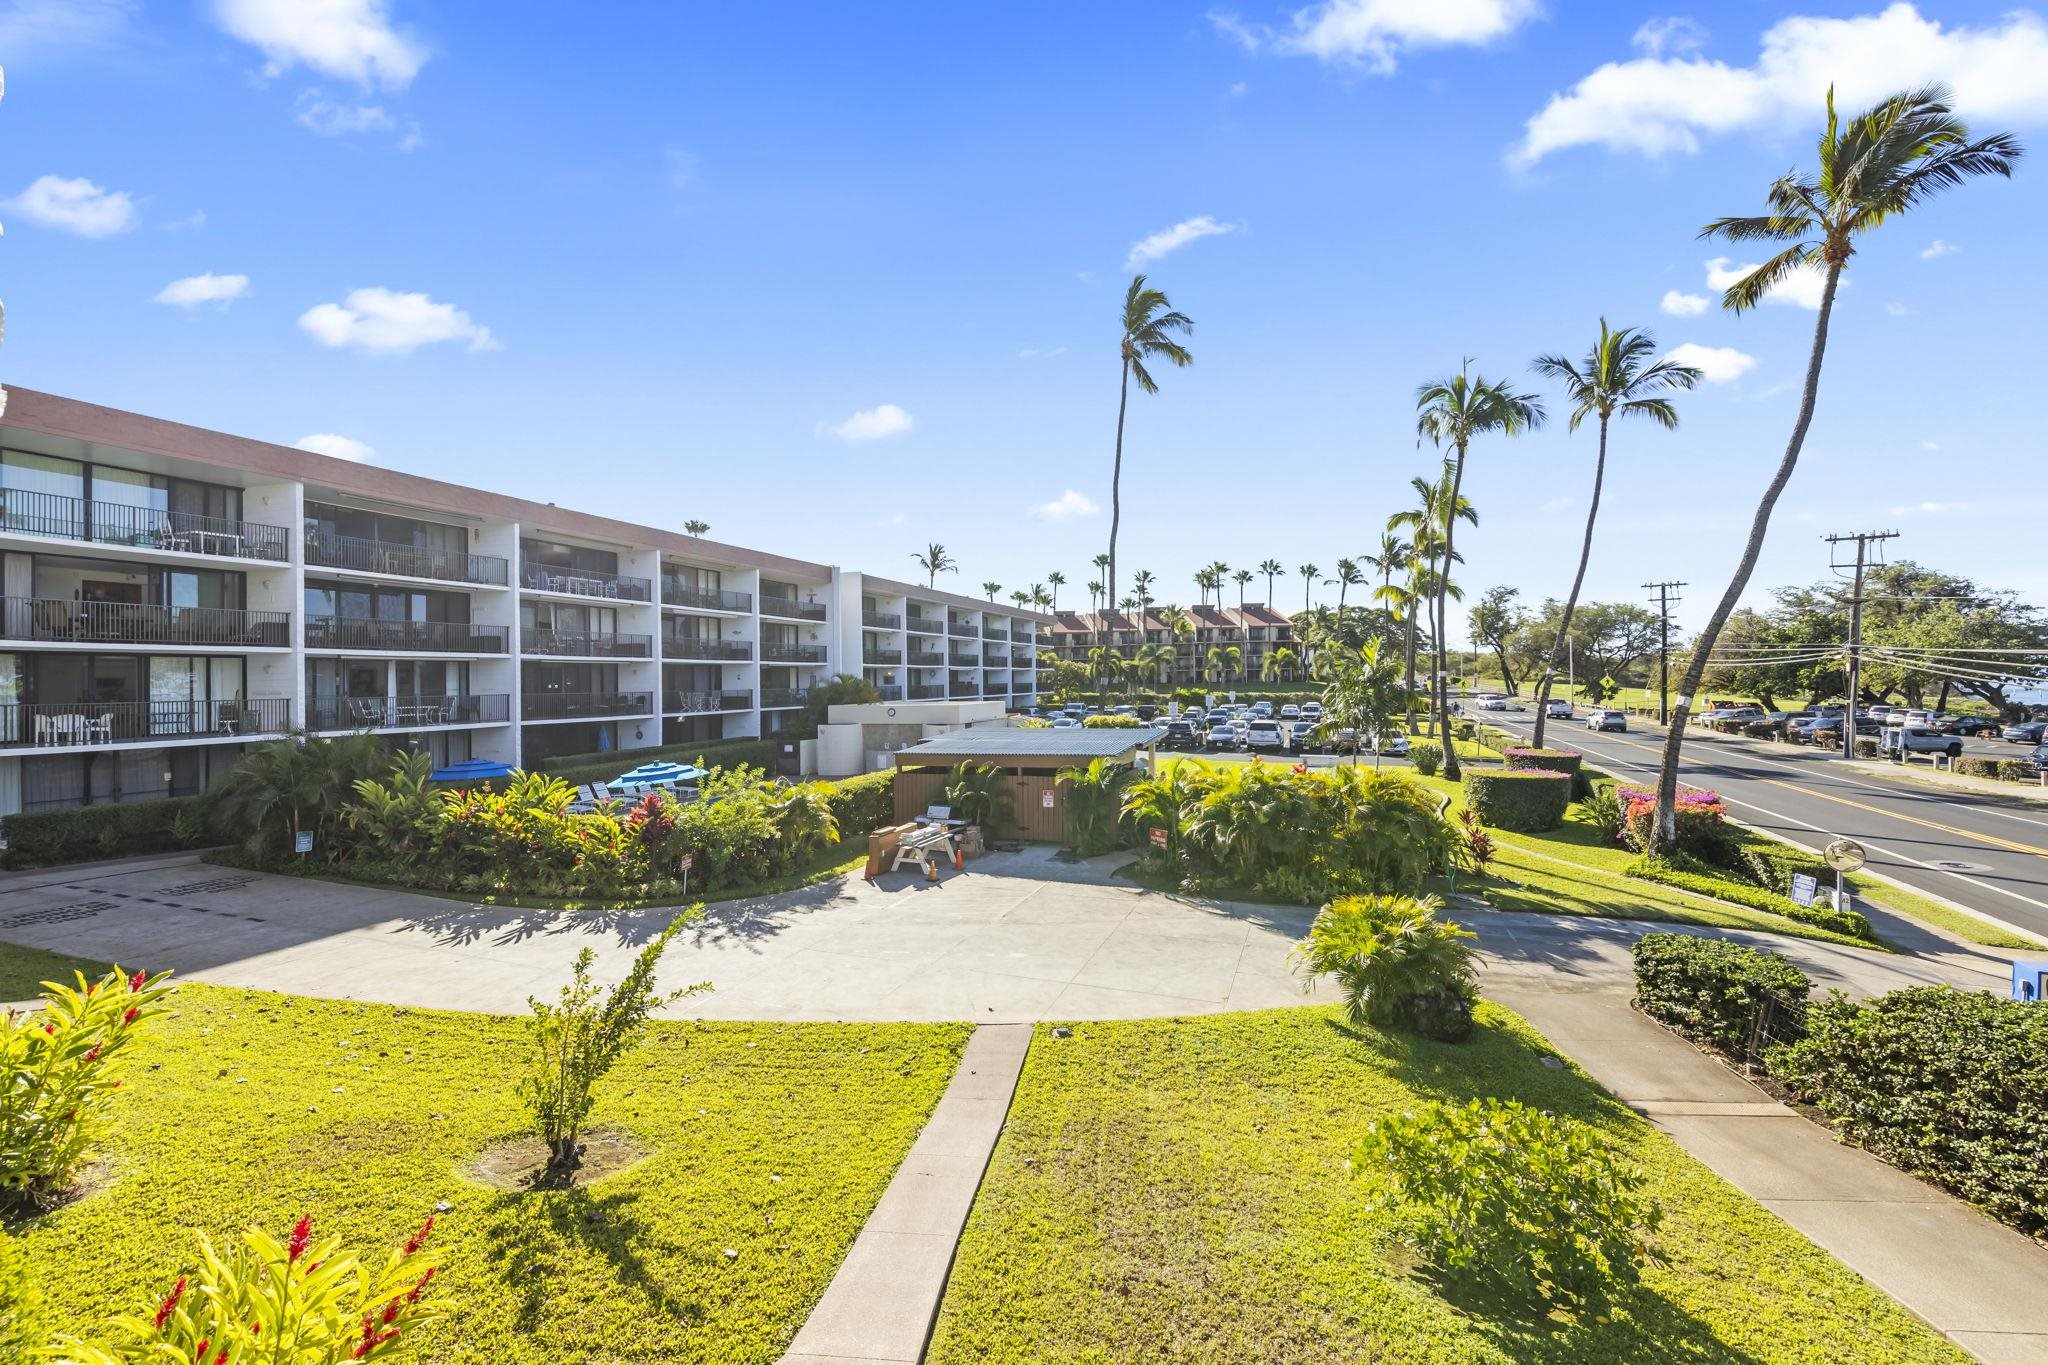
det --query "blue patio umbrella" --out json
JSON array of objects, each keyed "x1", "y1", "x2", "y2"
[
  {"x1": 607, "y1": 761, "x2": 706, "y2": 791},
  {"x1": 429, "y1": 757, "x2": 516, "y2": 783}
]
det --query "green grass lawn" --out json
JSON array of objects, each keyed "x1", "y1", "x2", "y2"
[
  {"x1": 15, "y1": 982, "x2": 970, "y2": 1363},
  {"x1": 927, "y1": 1006, "x2": 1961, "y2": 1364},
  {"x1": 0, "y1": 940, "x2": 109, "y2": 1000}
]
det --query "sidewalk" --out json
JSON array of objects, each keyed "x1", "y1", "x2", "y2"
[{"x1": 1492, "y1": 981, "x2": 2048, "y2": 1365}]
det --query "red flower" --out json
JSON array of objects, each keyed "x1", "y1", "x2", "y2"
[
  {"x1": 402, "y1": 1215, "x2": 435, "y2": 1256},
  {"x1": 154, "y1": 1276, "x2": 187, "y2": 1331},
  {"x1": 382, "y1": 1299, "x2": 400, "y2": 1325},
  {"x1": 122, "y1": 1007, "x2": 139, "y2": 1025},
  {"x1": 130, "y1": 969, "x2": 147, "y2": 993},
  {"x1": 43, "y1": 1023, "x2": 55, "y2": 1036},
  {"x1": 194, "y1": 1339, "x2": 209, "y2": 1361},
  {"x1": 212, "y1": 1346, "x2": 230, "y2": 1365},
  {"x1": 287, "y1": 1214, "x2": 314, "y2": 1263},
  {"x1": 82, "y1": 1043, "x2": 102, "y2": 1063},
  {"x1": 404, "y1": 1266, "x2": 437, "y2": 1302}
]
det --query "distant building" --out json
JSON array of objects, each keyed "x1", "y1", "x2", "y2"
[{"x1": 1045, "y1": 604, "x2": 1301, "y2": 685}]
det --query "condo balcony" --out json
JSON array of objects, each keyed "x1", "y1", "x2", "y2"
[
  {"x1": 862, "y1": 610, "x2": 902, "y2": 630},
  {"x1": 862, "y1": 648, "x2": 903, "y2": 665},
  {"x1": 0, "y1": 696, "x2": 291, "y2": 749},
  {"x1": 304, "y1": 531, "x2": 511, "y2": 587},
  {"x1": 521, "y1": 690, "x2": 654, "y2": 721},
  {"x1": 661, "y1": 577, "x2": 752, "y2": 613},
  {"x1": 908, "y1": 684, "x2": 944, "y2": 699},
  {"x1": 761, "y1": 643, "x2": 826, "y2": 664},
  {"x1": 661, "y1": 636, "x2": 753, "y2": 661},
  {"x1": 906, "y1": 613, "x2": 945, "y2": 634},
  {"x1": 307, "y1": 693, "x2": 510, "y2": 730},
  {"x1": 0, "y1": 490, "x2": 290, "y2": 562},
  {"x1": 759, "y1": 593, "x2": 827, "y2": 622},
  {"x1": 522, "y1": 628, "x2": 653, "y2": 659},
  {"x1": 663, "y1": 689, "x2": 753, "y2": 714},
  {"x1": 907, "y1": 650, "x2": 946, "y2": 667},
  {"x1": 759, "y1": 687, "x2": 808, "y2": 708},
  {"x1": 306, "y1": 616, "x2": 508, "y2": 654},
  {"x1": 520, "y1": 564, "x2": 654, "y2": 602},
  {"x1": 4, "y1": 598, "x2": 291, "y2": 649}
]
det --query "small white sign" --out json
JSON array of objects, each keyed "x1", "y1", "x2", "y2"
[
  {"x1": 1790, "y1": 873, "x2": 1817, "y2": 907},
  {"x1": 1041, "y1": 789, "x2": 1055, "y2": 808},
  {"x1": 293, "y1": 831, "x2": 313, "y2": 855},
  {"x1": 680, "y1": 852, "x2": 695, "y2": 871}
]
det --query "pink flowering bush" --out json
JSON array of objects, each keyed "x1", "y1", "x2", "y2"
[{"x1": 1617, "y1": 785, "x2": 1730, "y2": 860}]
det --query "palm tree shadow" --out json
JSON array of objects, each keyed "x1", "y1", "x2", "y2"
[{"x1": 478, "y1": 1183, "x2": 710, "y2": 1336}]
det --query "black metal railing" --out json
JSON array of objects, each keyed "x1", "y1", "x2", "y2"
[
  {"x1": 874, "y1": 686, "x2": 903, "y2": 701},
  {"x1": 948, "y1": 618, "x2": 976, "y2": 636},
  {"x1": 909, "y1": 684, "x2": 943, "y2": 699},
  {"x1": 661, "y1": 578, "x2": 751, "y2": 613},
  {"x1": 308, "y1": 693, "x2": 509, "y2": 730},
  {"x1": 0, "y1": 696, "x2": 291, "y2": 748},
  {"x1": 1012, "y1": 650, "x2": 1035, "y2": 665},
  {"x1": 864, "y1": 649, "x2": 902, "y2": 665},
  {"x1": 949, "y1": 652, "x2": 980, "y2": 667},
  {"x1": 862, "y1": 610, "x2": 902, "y2": 630},
  {"x1": 663, "y1": 689, "x2": 753, "y2": 714},
  {"x1": 306, "y1": 616, "x2": 508, "y2": 653},
  {"x1": 521, "y1": 564, "x2": 654, "y2": 602},
  {"x1": 661, "y1": 636, "x2": 752, "y2": 661},
  {"x1": 522, "y1": 629, "x2": 653, "y2": 658},
  {"x1": 908, "y1": 650, "x2": 946, "y2": 667},
  {"x1": 984, "y1": 625, "x2": 1010, "y2": 640},
  {"x1": 305, "y1": 532, "x2": 510, "y2": 586},
  {"x1": 762, "y1": 643, "x2": 826, "y2": 664},
  {"x1": 906, "y1": 614, "x2": 945, "y2": 634},
  {"x1": 0, "y1": 489, "x2": 290, "y2": 561},
  {"x1": 983, "y1": 650, "x2": 1009, "y2": 665},
  {"x1": 3, "y1": 597, "x2": 291, "y2": 648},
  {"x1": 759, "y1": 594, "x2": 827, "y2": 622},
  {"x1": 521, "y1": 691, "x2": 653, "y2": 721},
  {"x1": 759, "y1": 687, "x2": 807, "y2": 708},
  {"x1": 950, "y1": 684, "x2": 979, "y2": 698}
]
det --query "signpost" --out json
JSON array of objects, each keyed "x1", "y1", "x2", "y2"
[
  {"x1": 293, "y1": 830, "x2": 313, "y2": 856},
  {"x1": 1148, "y1": 827, "x2": 1168, "y2": 850},
  {"x1": 1790, "y1": 873, "x2": 1818, "y2": 907},
  {"x1": 680, "y1": 850, "x2": 694, "y2": 897},
  {"x1": 1822, "y1": 837, "x2": 1866, "y2": 913}
]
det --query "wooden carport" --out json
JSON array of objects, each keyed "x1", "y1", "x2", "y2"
[{"x1": 891, "y1": 726, "x2": 1167, "y2": 843}]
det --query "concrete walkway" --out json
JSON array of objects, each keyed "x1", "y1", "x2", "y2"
[
  {"x1": 1494, "y1": 981, "x2": 2048, "y2": 1364},
  {"x1": 780, "y1": 1023, "x2": 1032, "y2": 1365}
]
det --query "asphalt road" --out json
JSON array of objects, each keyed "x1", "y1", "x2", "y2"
[{"x1": 1483, "y1": 710, "x2": 2048, "y2": 943}]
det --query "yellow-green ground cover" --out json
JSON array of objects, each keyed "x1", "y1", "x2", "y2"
[{"x1": 927, "y1": 1007, "x2": 1961, "y2": 1364}]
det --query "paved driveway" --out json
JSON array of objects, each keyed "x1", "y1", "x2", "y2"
[{"x1": 0, "y1": 847, "x2": 2003, "y2": 1021}]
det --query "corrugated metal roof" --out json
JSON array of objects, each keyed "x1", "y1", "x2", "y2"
[{"x1": 895, "y1": 725, "x2": 1168, "y2": 759}]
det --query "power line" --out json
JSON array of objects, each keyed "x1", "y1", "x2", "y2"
[
  {"x1": 1644, "y1": 580, "x2": 1685, "y2": 723},
  {"x1": 1823, "y1": 530, "x2": 1900, "y2": 758}
]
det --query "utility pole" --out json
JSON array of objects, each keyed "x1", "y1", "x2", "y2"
[
  {"x1": 1824, "y1": 530, "x2": 1900, "y2": 759},
  {"x1": 1644, "y1": 580, "x2": 1686, "y2": 724}
]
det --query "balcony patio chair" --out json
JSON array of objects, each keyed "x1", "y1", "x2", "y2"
[{"x1": 85, "y1": 713, "x2": 114, "y2": 744}]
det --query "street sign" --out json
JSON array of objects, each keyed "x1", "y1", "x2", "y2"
[
  {"x1": 1790, "y1": 873, "x2": 1818, "y2": 906},
  {"x1": 679, "y1": 852, "x2": 695, "y2": 871},
  {"x1": 1823, "y1": 838, "x2": 1867, "y2": 872},
  {"x1": 1042, "y1": 789, "x2": 1055, "y2": 808},
  {"x1": 1148, "y1": 827, "x2": 1169, "y2": 849},
  {"x1": 1600, "y1": 675, "x2": 1616, "y2": 691},
  {"x1": 293, "y1": 831, "x2": 313, "y2": 855}
]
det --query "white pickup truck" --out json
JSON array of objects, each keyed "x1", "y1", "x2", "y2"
[{"x1": 1881, "y1": 723, "x2": 1964, "y2": 760}]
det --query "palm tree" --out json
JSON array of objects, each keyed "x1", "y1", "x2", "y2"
[
  {"x1": 1415, "y1": 364, "x2": 1545, "y2": 778},
  {"x1": 913, "y1": 542, "x2": 958, "y2": 588},
  {"x1": 1528, "y1": 320, "x2": 1702, "y2": 748},
  {"x1": 982, "y1": 580, "x2": 1002, "y2": 601},
  {"x1": 1131, "y1": 569, "x2": 1157, "y2": 611},
  {"x1": 1087, "y1": 645, "x2": 1125, "y2": 706},
  {"x1": 1086, "y1": 579, "x2": 1104, "y2": 615},
  {"x1": 1090, "y1": 553, "x2": 1113, "y2": 643},
  {"x1": 1031, "y1": 583, "x2": 1053, "y2": 612},
  {"x1": 1298, "y1": 562, "x2": 1319, "y2": 614},
  {"x1": 1648, "y1": 87, "x2": 2018, "y2": 847},
  {"x1": 1203, "y1": 644, "x2": 1242, "y2": 685},
  {"x1": 1388, "y1": 469, "x2": 1476, "y2": 740},
  {"x1": 1107, "y1": 275, "x2": 1194, "y2": 623},
  {"x1": 683, "y1": 519, "x2": 710, "y2": 536},
  {"x1": 1010, "y1": 589, "x2": 1031, "y2": 609},
  {"x1": 1232, "y1": 568, "x2": 1253, "y2": 612},
  {"x1": 1327, "y1": 557, "x2": 1364, "y2": 613},
  {"x1": 1157, "y1": 604, "x2": 1193, "y2": 685},
  {"x1": 1193, "y1": 567, "x2": 1216, "y2": 606},
  {"x1": 1364, "y1": 533, "x2": 1408, "y2": 608},
  {"x1": 1130, "y1": 642, "x2": 1171, "y2": 693},
  {"x1": 1046, "y1": 570, "x2": 1067, "y2": 612},
  {"x1": 1258, "y1": 558, "x2": 1284, "y2": 606},
  {"x1": 1262, "y1": 646, "x2": 1298, "y2": 682}
]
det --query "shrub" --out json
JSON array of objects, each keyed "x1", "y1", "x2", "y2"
[
  {"x1": 1854, "y1": 737, "x2": 1880, "y2": 758},
  {"x1": 1081, "y1": 714, "x2": 1145, "y2": 727},
  {"x1": 1954, "y1": 756, "x2": 2043, "y2": 782},
  {"x1": 1353, "y1": 1098, "x2": 1665, "y2": 1309},
  {"x1": 1457, "y1": 807, "x2": 1492, "y2": 873},
  {"x1": 540, "y1": 737, "x2": 779, "y2": 787},
  {"x1": 1580, "y1": 787, "x2": 1627, "y2": 843},
  {"x1": 0, "y1": 796, "x2": 213, "y2": 870},
  {"x1": 1, "y1": 966, "x2": 174, "y2": 1204},
  {"x1": 1501, "y1": 747, "x2": 1581, "y2": 777},
  {"x1": 824, "y1": 769, "x2": 895, "y2": 837},
  {"x1": 1058, "y1": 758, "x2": 1136, "y2": 856},
  {"x1": 209, "y1": 733, "x2": 387, "y2": 859},
  {"x1": 1407, "y1": 742, "x2": 1442, "y2": 777},
  {"x1": 1767, "y1": 986, "x2": 2048, "y2": 1235},
  {"x1": 1624, "y1": 857, "x2": 1875, "y2": 940},
  {"x1": 1616, "y1": 784, "x2": 1736, "y2": 863},
  {"x1": 1631, "y1": 933, "x2": 1810, "y2": 1055},
  {"x1": 943, "y1": 761, "x2": 1015, "y2": 837},
  {"x1": 0, "y1": 1225, "x2": 40, "y2": 1359},
  {"x1": 521, "y1": 927, "x2": 706, "y2": 1170},
  {"x1": 51, "y1": 1213, "x2": 447, "y2": 1363},
  {"x1": 1463, "y1": 769, "x2": 1570, "y2": 832},
  {"x1": 1296, "y1": 894, "x2": 1477, "y2": 1041}
]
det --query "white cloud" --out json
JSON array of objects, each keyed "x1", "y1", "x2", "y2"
[
  {"x1": 168, "y1": 209, "x2": 208, "y2": 231},
  {"x1": 1018, "y1": 346, "x2": 1067, "y2": 359},
  {"x1": 298, "y1": 287, "x2": 498, "y2": 355},
  {"x1": 212, "y1": 0, "x2": 425, "y2": 88},
  {"x1": 1228, "y1": 80, "x2": 1249, "y2": 96},
  {"x1": 1885, "y1": 301, "x2": 1914, "y2": 316},
  {"x1": 1919, "y1": 439, "x2": 1940, "y2": 451},
  {"x1": 6, "y1": 175, "x2": 136, "y2": 237},
  {"x1": 0, "y1": 0, "x2": 132, "y2": 54},
  {"x1": 1705, "y1": 255, "x2": 1831, "y2": 309},
  {"x1": 1214, "y1": 0, "x2": 1540, "y2": 72},
  {"x1": 1919, "y1": 238, "x2": 1959, "y2": 259},
  {"x1": 819, "y1": 403, "x2": 915, "y2": 442},
  {"x1": 295, "y1": 92, "x2": 393, "y2": 134},
  {"x1": 1514, "y1": 3, "x2": 2048, "y2": 165},
  {"x1": 294, "y1": 433, "x2": 374, "y2": 462},
  {"x1": 1660, "y1": 289, "x2": 1709, "y2": 316},
  {"x1": 1032, "y1": 489, "x2": 1101, "y2": 521},
  {"x1": 1125, "y1": 215, "x2": 1240, "y2": 270},
  {"x1": 1889, "y1": 500, "x2": 1968, "y2": 516},
  {"x1": 1539, "y1": 495, "x2": 1575, "y2": 512},
  {"x1": 1664, "y1": 342, "x2": 1757, "y2": 383},
  {"x1": 154, "y1": 273, "x2": 251, "y2": 308},
  {"x1": 1633, "y1": 16, "x2": 1706, "y2": 57}
]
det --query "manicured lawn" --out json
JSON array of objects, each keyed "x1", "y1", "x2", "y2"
[
  {"x1": 18, "y1": 983, "x2": 970, "y2": 1363},
  {"x1": 0, "y1": 939, "x2": 109, "y2": 1000},
  {"x1": 927, "y1": 1006, "x2": 1961, "y2": 1364}
]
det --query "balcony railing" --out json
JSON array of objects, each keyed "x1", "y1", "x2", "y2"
[
  {"x1": 949, "y1": 684, "x2": 980, "y2": 698},
  {"x1": 308, "y1": 693, "x2": 510, "y2": 730},
  {"x1": 759, "y1": 594, "x2": 827, "y2": 622},
  {"x1": 661, "y1": 636, "x2": 752, "y2": 661},
  {"x1": 0, "y1": 696, "x2": 291, "y2": 749},
  {"x1": 983, "y1": 650, "x2": 1009, "y2": 666},
  {"x1": 762, "y1": 643, "x2": 826, "y2": 664},
  {"x1": 4, "y1": 598, "x2": 291, "y2": 648},
  {"x1": 306, "y1": 616, "x2": 508, "y2": 654},
  {"x1": 874, "y1": 686, "x2": 903, "y2": 701},
  {"x1": 948, "y1": 652, "x2": 980, "y2": 667},
  {"x1": 862, "y1": 610, "x2": 902, "y2": 630},
  {"x1": 305, "y1": 532, "x2": 510, "y2": 587},
  {"x1": 521, "y1": 565, "x2": 654, "y2": 602},
  {"x1": 0, "y1": 489, "x2": 290, "y2": 562},
  {"x1": 947, "y1": 619, "x2": 976, "y2": 636},
  {"x1": 863, "y1": 649, "x2": 903, "y2": 665},
  {"x1": 909, "y1": 684, "x2": 943, "y2": 699},
  {"x1": 759, "y1": 687, "x2": 808, "y2": 708},
  {"x1": 661, "y1": 578, "x2": 752, "y2": 613},
  {"x1": 522, "y1": 629, "x2": 653, "y2": 658},
  {"x1": 663, "y1": 689, "x2": 753, "y2": 714},
  {"x1": 1012, "y1": 650, "x2": 1035, "y2": 666},
  {"x1": 521, "y1": 691, "x2": 654, "y2": 721},
  {"x1": 906, "y1": 614, "x2": 945, "y2": 634},
  {"x1": 983, "y1": 626, "x2": 1010, "y2": 640},
  {"x1": 908, "y1": 650, "x2": 945, "y2": 667}
]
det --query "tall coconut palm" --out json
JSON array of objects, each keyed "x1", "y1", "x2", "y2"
[
  {"x1": 1649, "y1": 86, "x2": 2019, "y2": 848},
  {"x1": 1388, "y1": 468, "x2": 1476, "y2": 742},
  {"x1": 1158, "y1": 604, "x2": 1193, "y2": 685},
  {"x1": 1204, "y1": 644, "x2": 1243, "y2": 685},
  {"x1": 982, "y1": 580, "x2": 1002, "y2": 601},
  {"x1": 1232, "y1": 568, "x2": 1253, "y2": 612},
  {"x1": 1415, "y1": 364, "x2": 1544, "y2": 779},
  {"x1": 1258, "y1": 558, "x2": 1284, "y2": 606},
  {"x1": 1528, "y1": 320, "x2": 1701, "y2": 748},
  {"x1": 1010, "y1": 589, "x2": 1032, "y2": 610},
  {"x1": 1131, "y1": 569, "x2": 1157, "y2": 612},
  {"x1": 1298, "y1": 562, "x2": 1319, "y2": 614},
  {"x1": 1364, "y1": 533, "x2": 1408, "y2": 608},
  {"x1": 1262, "y1": 646, "x2": 1298, "y2": 682},
  {"x1": 1327, "y1": 558, "x2": 1364, "y2": 613},
  {"x1": 1086, "y1": 579, "x2": 1104, "y2": 616},
  {"x1": 1107, "y1": 275, "x2": 1194, "y2": 624},
  {"x1": 1130, "y1": 642, "x2": 1171, "y2": 693},
  {"x1": 1046, "y1": 570, "x2": 1067, "y2": 612},
  {"x1": 913, "y1": 542, "x2": 957, "y2": 589}
]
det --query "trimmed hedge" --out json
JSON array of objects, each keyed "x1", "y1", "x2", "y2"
[
  {"x1": 541, "y1": 738, "x2": 779, "y2": 787},
  {"x1": 1504, "y1": 747, "x2": 1589, "y2": 799},
  {"x1": 0, "y1": 796, "x2": 212, "y2": 870},
  {"x1": 1768, "y1": 986, "x2": 2048, "y2": 1236},
  {"x1": 1954, "y1": 756, "x2": 2045, "y2": 783},
  {"x1": 1462, "y1": 769, "x2": 1570, "y2": 832},
  {"x1": 824, "y1": 769, "x2": 895, "y2": 837},
  {"x1": 1624, "y1": 856, "x2": 1874, "y2": 940},
  {"x1": 1632, "y1": 932, "x2": 1811, "y2": 1054}
]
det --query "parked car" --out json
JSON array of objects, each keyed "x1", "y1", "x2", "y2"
[
  {"x1": 1544, "y1": 699, "x2": 1572, "y2": 718},
  {"x1": 1051, "y1": 717, "x2": 1081, "y2": 729},
  {"x1": 1588, "y1": 708, "x2": 1627, "y2": 732},
  {"x1": 1249, "y1": 700, "x2": 1275, "y2": 719},
  {"x1": 1300, "y1": 702, "x2": 1323, "y2": 723},
  {"x1": 1205, "y1": 709, "x2": 1233, "y2": 729},
  {"x1": 1280, "y1": 703, "x2": 1301, "y2": 721},
  {"x1": 1882, "y1": 724, "x2": 1964, "y2": 760},
  {"x1": 1931, "y1": 714, "x2": 1998, "y2": 737},
  {"x1": 1329, "y1": 728, "x2": 1361, "y2": 755},
  {"x1": 1244, "y1": 718, "x2": 1286, "y2": 752},
  {"x1": 1134, "y1": 704, "x2": 1160, "y2": 721},
  {"x1": 1375, "y1": 731, "x2": 1411, "y2": 757},
  {"x1": 2027, "y1": 743, "x2": 2048, "y2": 774},
  {"x1": 1110, "y1": 704, "x2": 1138, "y2": 717},
  {"x1": 1290, "y1": 720, "x2": 1320, "y2": 753},
  {"x1": 1205, "y1": 722, "x2": 1242, "y2": 752},
  {"x1": 1804, "y1": 715, "x2": 1882, "y2": 742},
  {"x1": 2004, "y1": 721, "x2": 2048, "y2": 745},
  {"x1": 1703, "y1": 707, "x2": 1766, "y2": 730},
  {"x1": 1158, "y1": 720, "x2": 1199, "y2": 751}
]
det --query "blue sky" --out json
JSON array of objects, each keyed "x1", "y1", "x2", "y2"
[{"x1": 4, "y1": 0, "x2": 2044, "y2": 637}]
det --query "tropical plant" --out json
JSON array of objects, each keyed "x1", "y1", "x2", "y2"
[
  {"x1": 1046, "y1": 570, "x2": 1066, "y2": 611},
  {"x1": 1232, "y1": 567, "x2": 1253, "y2": 610},
  {"x1": 913, "y1": 542, "x2": 957, "y2": 588},
  {"x1": 1257, "y1": 557, "x2": 1284, "y2": 606},
  {"x1": 1121, "y1": 764, "x2": 1217, "y2": 864},
  {"x1": 1296, "y1": 892, "x2": 1477, "y2": 1039},
  {"x1": 1298, "y1": 561, "x2": 1320, "y2": 614},
  {"x1": 345, "y1": 751, "x2": 442, "y2": 862},
  {"x1": 1327, "y1": 558, "x2": 1364, "y2": 612},
  {"x1": 1010, "y1": 589, "x2": 1031, "y2": 609},
  {"x1": 520, "y1": 925, "x2": 705, "y2": 1170},
  {"x1": 1031, "y1": 582, "x2": 1054, "y2": 612},
  {"x1": 982, "y1": 580, "x2": 1002, "y2": 601},
  {"x1": 1203, "y1": 644, "x2": 1242, "y2": 684},
  {"x1": 1058, "y1": 757, "x2": 1135, "y2": 855},
  {"x1": 210, "y1": 732, "x2": 385, "y2": 858},
  {"x1": 683, "y1": 519, "x2": 710, "y2": 536},
  {"x1": 942, "y1": 760, "x2": 1015, "y2": 836},
  {"x1": 1130, "y1": 642, "x2": 1172, "y2": 688},
  {"x1": 1157, "y1": 604, "x2": 1193, "y2": 684},
  {"x1": 1528, "y1": 319, "x2": 1700, "y2": 746},
  {"x1": 1320, "y1": 636, "x2": 1404, "y2": 767},
  {"x1": 1261, "y1": 646, "x2": 1297, "y2": 683},
  {"x1": 1414, "y1": 361, "x2": 1543, "y2": 771},
  {"x1": 1407, "y1": 741, "x2": 1442, "y2": 777},
  {"x1": 1354, "y1": 1098, "x2": 1667, "y2": 1309},
  {"x1": 50, "y1": 1213, "x2": 448, "y2": 1364},
  {"x1": 2, "y1": 967, "x2": 173, "y2": 1203},
  {"x1": 1649, "y1": 86, "x2": 2020, "y2": 849},
  {"x1": 1106, "y1": 274, "x2": 1194, "y2": 618},
  {"x1": 1085, "y1": 579, "x2": 1103, "y2": 615}
]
